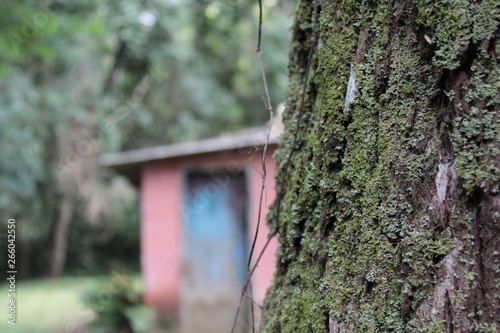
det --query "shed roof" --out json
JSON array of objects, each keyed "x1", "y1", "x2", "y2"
[{"x1": 100, "y1": 126, "x2": 281, "y2": 186}]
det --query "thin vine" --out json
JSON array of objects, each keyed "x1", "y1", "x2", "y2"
[{"x1": 231, "y1": 0, "x2": 320, "y2": 331}]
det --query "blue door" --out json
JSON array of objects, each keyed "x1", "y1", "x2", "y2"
[{"x1": 181, "y1": 171, "x2": 248, "y2": 333}]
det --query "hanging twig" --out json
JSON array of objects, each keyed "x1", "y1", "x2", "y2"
[
  {"x1": 245, "y1": 292, "x2": 264, "y2": 311},
  {"x1": 247, "y1": 4, "x2": 275, "y2": 276},
  {"x1": 231, "y1": 230, "x2": 276, "y2": 332},
  {"x1": 232, "y1": 0, "x2": 320, "y2": 332},
  {"x1": 231, "y1": 0, "x2": 273, "y2": 331},
  {"x1": 249, "y1": 278, "x2": 256, "y2": 333}
]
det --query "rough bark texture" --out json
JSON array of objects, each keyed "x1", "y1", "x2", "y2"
[{"x1": 262, "y1": 1, "x2": 499, "y2": 332}]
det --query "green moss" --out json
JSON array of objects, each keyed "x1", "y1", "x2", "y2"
[
  {"x1": 262, "y1": 0, "x2": 499, "y2": 332},
  {"x1": 415, "y1": 0, "x2": 471, "y2": 70},
  {"x1": 422, "y1": 320, "x2": 446, "y2": 333},
  {"x1": 452, "y1": 49, "x2": 500, "y2": 194}
]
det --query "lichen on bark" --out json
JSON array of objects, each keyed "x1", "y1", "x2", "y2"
[{"x1": 262, "y1": 1, "x2": 499, "y2": 332}]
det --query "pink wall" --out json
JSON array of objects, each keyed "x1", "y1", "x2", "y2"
[
  {"x1": 140, "y1": 146, "x2": 278, "y2": 314},
  {"x1": 141, "y1": 160, "x2": 181, "y2": 314},
  {"x1": 248, "y1": 151, "x2": 278, "y2": 303}
]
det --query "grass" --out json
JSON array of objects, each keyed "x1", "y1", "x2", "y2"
[{"x1": 0, "y1": 274, "x2": 155, "y2": 333}]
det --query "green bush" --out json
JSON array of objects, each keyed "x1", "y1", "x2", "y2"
[{"x1": 83, "y1": 271, "x2": 141, "y2": 333}]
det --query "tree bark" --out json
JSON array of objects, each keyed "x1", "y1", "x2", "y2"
[{"x1": 262, "y1": 1, "x2": 499, "y2": 332}]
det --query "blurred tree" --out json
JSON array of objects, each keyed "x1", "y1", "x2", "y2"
[{"x1": 0, "y1": 0, "x2": 296, "y2": 277}]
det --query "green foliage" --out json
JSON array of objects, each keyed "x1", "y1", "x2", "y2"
[
  {"x1": 0, "y1": 0, "x2": 294, "y2": 277},
  {"x1": 100, "y1": 0, "x2": 295, "y2": 149},
  {"x1": 83, "y1": 272, "x2": 141, "y2": 333}
]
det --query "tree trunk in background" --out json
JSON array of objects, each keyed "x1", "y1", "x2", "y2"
[
  {"x1": 46, "y1": 195, "x2": 73, "y2": 278},
  {"x1": 262, "y1": 1, "x2": 499, "y2": 332},
  {"x1": 18, "y1": 216, "x2": 31, "y2": 278}
]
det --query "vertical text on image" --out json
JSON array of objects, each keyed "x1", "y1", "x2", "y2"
[{"x1": 6, "y1": 218, "x2": 17, "y2": 326}]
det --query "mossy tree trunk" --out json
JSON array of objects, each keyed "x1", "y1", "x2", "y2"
[{"x1": 262, "y1": 1, "x2": 499, "y2": 332}]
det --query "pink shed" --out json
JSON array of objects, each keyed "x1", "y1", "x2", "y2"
[{"x1": 101, "y1": 127, "x2": 279, "y2": 332}]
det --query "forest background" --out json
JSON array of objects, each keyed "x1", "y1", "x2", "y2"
[{"x1": 0, "y1": 0, "x2": 295, "y2": 279}]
